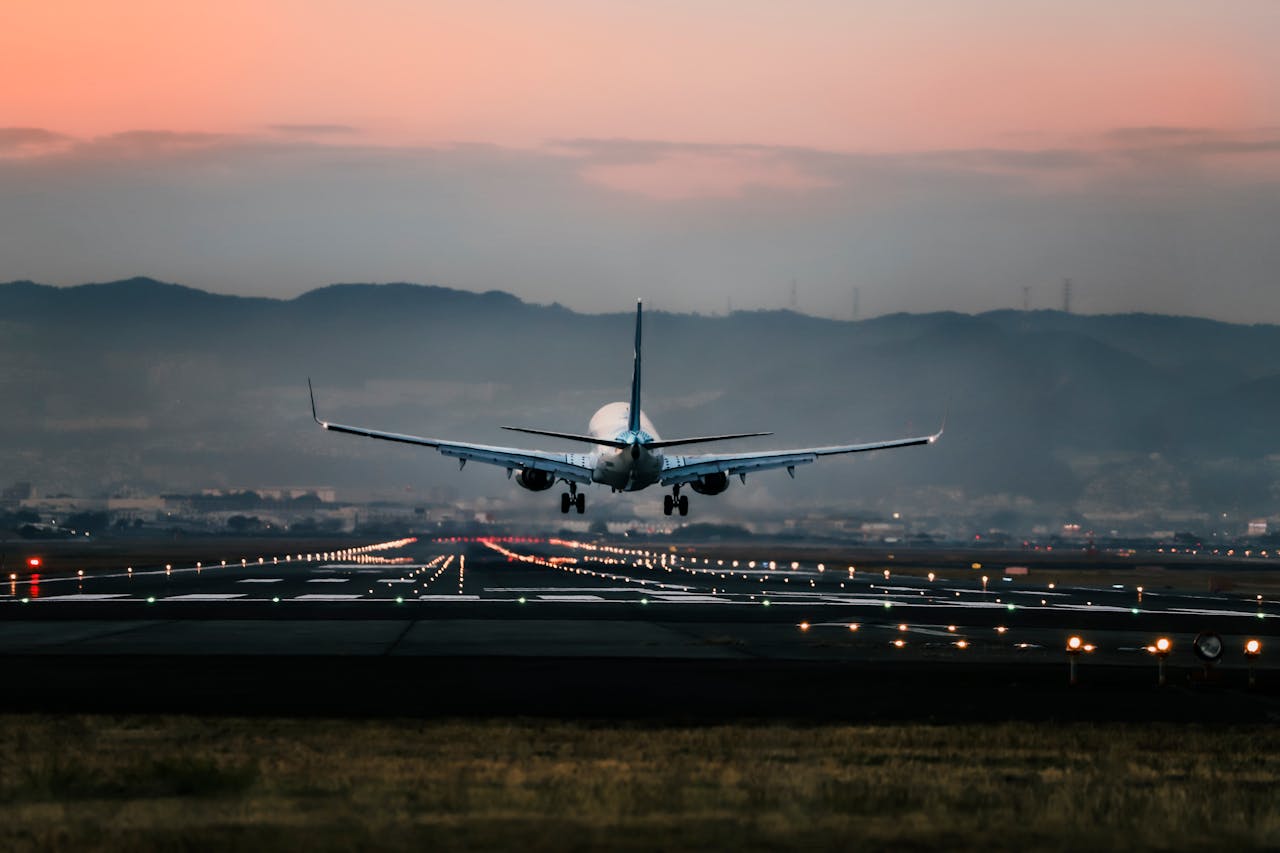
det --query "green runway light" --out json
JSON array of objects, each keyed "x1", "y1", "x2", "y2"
[
  {"x1": 1006, "y1": 604, "x2": 1016, "y2": 611},
  {"x1": 518, "y1": 597, "x2": 526, "y2": 604},
  {"x1": 762, "y1": 599, "x2": 770, "y2": 606},
  {"x1": 640, "y1": 598, "x2": 649, "y2": 605},
  {"x1": 21, "y1": 598, "x2": 29, "y2": 604},
  {"x1": 146, "y1": 596, "x2": 155, "y2": 603},
  {"x1": 883, "y1": 602, "x2": 892, "y2": 609},
  {"x1": 272, "y1": 597, "x2": 280, "y2": 603},
  {"x1": 395, "y1": 597, "x2": 404, "y2": 604},
  {"x1": 1131, "y1": 608, "x2": 1139, "y2": 615}
]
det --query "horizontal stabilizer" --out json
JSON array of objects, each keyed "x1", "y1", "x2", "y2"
[
  {"x1": 501, "y1": 426, "x2": 628, "y2": 448},
  {"x1": 643, "y1": 432, "x2": 772, "y2": 449}
]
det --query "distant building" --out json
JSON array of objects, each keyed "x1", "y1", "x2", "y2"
[
  {"x1": 1248, "y1": 519, "x2": 1268, "y2": 536},
  {"x1": 2, "y1": 481, "x2": 33, "y2": 502}
]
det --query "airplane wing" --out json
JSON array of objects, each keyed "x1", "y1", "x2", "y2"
[
  {"x1": 309, "y1": 382, "x2": 595, "y2": 484},
  {"x1": 659, "y1": 429, "x2": 942, "y2": 485}
]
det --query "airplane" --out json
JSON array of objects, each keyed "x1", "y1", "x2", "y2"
[{"x1": 309, "y1": 301, "x2": 940, "y2": 516}]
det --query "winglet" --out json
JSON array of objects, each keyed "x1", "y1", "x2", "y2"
[
  {"x1": 928, "y1": 408, "x2": 947, "y2": 443},
  {"x1": 307, "y1": 378, "x2": 326, "y2": 427}
]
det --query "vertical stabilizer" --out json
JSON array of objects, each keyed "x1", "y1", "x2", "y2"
[{"x1": 629, "y1": 300, "x2": 643, "y2": 433}]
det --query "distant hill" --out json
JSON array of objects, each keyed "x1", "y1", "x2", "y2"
[{"x1": 3, "y1": 277, "x2": 1279, "y2": 529}]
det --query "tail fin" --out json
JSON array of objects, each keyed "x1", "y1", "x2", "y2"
[{"x1": 628, "y1": 300, "x2": 642, "y2": 433}]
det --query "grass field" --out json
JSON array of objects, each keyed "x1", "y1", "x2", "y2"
[{"x1": 2, "y1": 716, "x2": 1278, "y2": 851}]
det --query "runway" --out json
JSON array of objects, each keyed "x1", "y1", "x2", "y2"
[{"x1": 2, "y1": 535, "x2": 1277, "y2": 720}]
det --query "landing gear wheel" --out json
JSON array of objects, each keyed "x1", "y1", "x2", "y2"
[
  {"x1": 663, "y1": 494, "x2": 674, "y2": 516},
  {"x1": 678, "y1": 494, "x2": 689, "y2": 516},
  {"x1": 575, "y1": 493, "x2": 586, "y2": 514},
  {"x1": 560, "y1": 492, "x2": 571, "y2": 514}
]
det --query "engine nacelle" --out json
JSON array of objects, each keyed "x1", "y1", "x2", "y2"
[
  {"x1": 515, "y1": 468, "x2": 556, "y2": 492},
  {"x1": 689, "y1": 472, "x2": 730, "y2": 495}
]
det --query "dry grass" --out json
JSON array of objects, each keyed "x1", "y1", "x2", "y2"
[{"x1": 1, "y1": 715, "x2": 1278, "y2": 851}]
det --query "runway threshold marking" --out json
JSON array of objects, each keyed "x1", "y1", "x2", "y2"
[{"x1": 35, "y1": 593, "x2": 132, "y2": 601}]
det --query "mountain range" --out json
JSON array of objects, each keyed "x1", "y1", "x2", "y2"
[{"x1": 3, "y1": 277, "x2": 1278, "y2": 530}]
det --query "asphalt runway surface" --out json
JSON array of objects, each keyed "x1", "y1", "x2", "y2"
[{"x1": 2, "y1": 535, "x2": 1278, "y2": 721}]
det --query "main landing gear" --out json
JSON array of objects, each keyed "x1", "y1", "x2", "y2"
[
  {"x1": 663, "y1": 486, "x2": 689, "y2": 517},
  {"x1": 560, "y1": 484, "x2": 585, "y2": 514}
]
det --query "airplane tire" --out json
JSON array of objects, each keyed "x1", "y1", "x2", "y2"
[
  {"x1": 663, "y1": 495, "x2": 674, "y2": 516},
  {"x1": 576, "y1": 493, "x2": 586, "y2": 514},
  {"x1": 561, "y1": 493, "x2": 571, "y2": 513},
  {"x1": 678, "y1": 495, "x2": 689, "y2": 516}
]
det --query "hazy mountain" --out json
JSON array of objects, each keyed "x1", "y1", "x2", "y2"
[{"x1": 3, "y1": 277, "x2": 1279, "y2": 528}]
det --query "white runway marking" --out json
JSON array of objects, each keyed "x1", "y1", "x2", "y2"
[
  {"x1": 378, "y1": 579, "x2": 416, "y2": 584},
  {"x1": 238, "y1": 578, "x2": 284, "y2": 584},
  {"x1": 307, "y1": 578, "x2": 349, "y2": 584},
  {"x1": 38, "y1": 593, "x2": 131, "y2": 601},
  {"x1": 488, "y1": 587, "x2": 649, "y2": 593},
  {"x1": 293, "y1": 594, "x2": 363, "y2": 601},
  {"x1": 538, "y1": 594, "x2": 606, "y2": 601},
  {"x1": 163, "y1": 593, "x2": 247, "y2": 601},
  {"x1": 1168, "y1": 606, "x2": 1264, "y2": 618},
  {"x1": 419, "y1": 595, "x2": 481, "y2": 601},
  {"x1": 649, "y1": 594, "x2": 729, "y2": 604}
]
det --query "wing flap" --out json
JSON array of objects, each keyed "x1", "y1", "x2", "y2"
[
  {"x1": 310, "y1": 382, "x2": 594, "y2": 484},
  {"x1": 660, "y1": 428, "x2": 940, "y2": 486}
]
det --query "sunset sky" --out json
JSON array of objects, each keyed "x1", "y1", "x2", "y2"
[{"x1": 3, "y1": 0, "x2": 1279, "y2": 319}]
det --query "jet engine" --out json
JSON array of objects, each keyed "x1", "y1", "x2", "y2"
[
  {"x1": 689, "y1": 472, "x2": 730, "y2": 495},
  {"x1": 515, "y1": 468, "x2": 556, "y2": 492}
]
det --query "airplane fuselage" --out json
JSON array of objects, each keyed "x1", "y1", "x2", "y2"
[{"x1": 587, "y1": 402, "x2": 663, "y2": 491}]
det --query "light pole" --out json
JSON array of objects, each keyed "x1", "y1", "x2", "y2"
[
  {"x1": 1067, "y1": 635, "x2": 1083, "y2": 685},
  {"x1": 1244, "y1": 639, "x2": 1262, "y2": 688},
  {"x1": 1149, "y1": 637, "x2": 1172, "y2": 686}
]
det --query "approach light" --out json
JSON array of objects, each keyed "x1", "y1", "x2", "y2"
[
  {"x1": 1193, "y1": 632, "x2": 1224, "y2": 664},
  {"x1": 947, "y1": 625, "x2": 957, "y2": 632},
  {"x1": 1067, "y1": 635, "x2": 1083, "y2": 652},
  {"x1": 1245, "y1": 639, "x2": 1262, "y2": 657},
  {"x1": 898, "y1": 623, "x2": 908, "y2": 632},
  {"x1": 892, "y1": 639, "x2": 905, "y2": 648},
  {"x1": 1154, "y1": 637, "x2": 1172, "y2": 654},
  {"x1": 799, "y1": 622, "x2": 810, "y2": 632},
  {"x1": 955, "y1": 640, "x2": 969, "y2": 649},
  {"x1": 848, "y1": 623, "x2": 859, "y2": 632}
]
